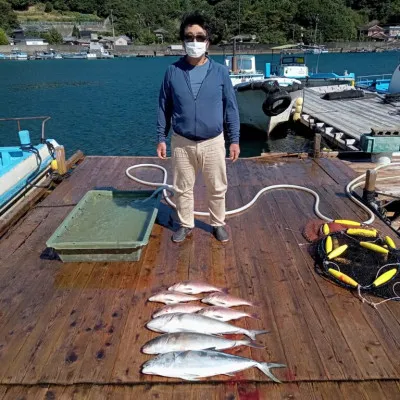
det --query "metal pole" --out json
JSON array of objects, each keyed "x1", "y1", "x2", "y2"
[
  {"x1": 238, "y1": 0, "x2": 241, "y2": 36},
  {"x1": 110, "y1": 9, "x2": 115, "y2": 41},
  {"x1": 232, "y1": 38, "x2": 238, "y2": 73}
]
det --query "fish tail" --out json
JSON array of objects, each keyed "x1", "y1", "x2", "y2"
[
  {"x1": 247, "y1": 329, "x2": 270, "y2": 340},
  {"x1": 257, "y1": 362, "x2": 286, "y2": 383},
  {"x1": 242, "y1": 339, "x2": 265, "y2": 349}
]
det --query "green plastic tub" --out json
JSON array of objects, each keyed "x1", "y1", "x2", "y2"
[{"x1": 46, "y1": 189, "x2": 162, "y2": 262}]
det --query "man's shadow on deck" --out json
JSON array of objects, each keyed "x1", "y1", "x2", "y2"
[{"x1": 156, "y1": 202, "x2": 212, "y2": 234}]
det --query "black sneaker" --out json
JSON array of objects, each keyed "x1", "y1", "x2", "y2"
[
  {"x1": 172, "y1": 227, "x2": 193, "y2": 243},
  {"x1": 213, "y1": 226, "x2": 229, "y2": 242}
]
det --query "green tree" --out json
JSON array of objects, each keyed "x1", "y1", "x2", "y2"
[
  {"x1": 8, "y1": 0, "x2": 30, "y2": 11},
  {"x1": 42, "y1": 27, "x2": 63, "y2": 44},
  {"x1": 0, "y1": 0, "x2": 18, "y2": 32},
  {"x1": 139, "y1": 29, "x2": 155, "y2": 45},
  {"x1": 0, "y1": 27, "x2": 9, "y2": 44},
  {"x1": 72, "y1": 24, "x2": 80, "y2": 38},
  {"x1": 44, "y1": 2, "x2": 53, "y2": 13}
]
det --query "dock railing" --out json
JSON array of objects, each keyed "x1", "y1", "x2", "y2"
[
  {"x1": 0, "y1": 116, "x2": 51, "y2": 143},
  {"x1": 356, "y1": 74, "x2": 392, "y2": 86}
]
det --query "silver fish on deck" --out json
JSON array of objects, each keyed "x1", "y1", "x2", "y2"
[
  {"x1": 142, "y1": 350, "x2": 285, "y2": 382},
  {"x1": 152, "y1": 304, "x2": 205, "y2": 318},
  {"x1": 148, "y1": 291, "x2": 199, "y2": 305},
  {"x1": 198, "y1": 306, "x2": 259, "y2": 322},
  {"x1": 201, "y1": 292, "x2": 255, "y2": 307},
  {"x1": 168, "y1": 281, "x2": 224, "y2": 295},
  {"x1": 146, "y1": 313, "x2": 268, "y2": 340},
  {"x1": 142, "y1": 332, "x2": 264, "y2": 354}
]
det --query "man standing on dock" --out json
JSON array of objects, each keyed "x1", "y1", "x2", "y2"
[{"x1": 157, "y1": 12, "x2": 240, "y2": 243}]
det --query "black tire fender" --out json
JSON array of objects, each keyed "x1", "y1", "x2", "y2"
[{"x1": 262, "y1": 91, "x2": 292, "y2": 117}]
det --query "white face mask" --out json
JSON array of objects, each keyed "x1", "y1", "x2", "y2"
[{"x1": 185, "y1": 41, "x2": 207, "y2": 58}]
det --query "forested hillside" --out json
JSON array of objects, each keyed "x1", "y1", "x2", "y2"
[{"x1": 1, "y1": 0, "x2": 400, "y2": 44}]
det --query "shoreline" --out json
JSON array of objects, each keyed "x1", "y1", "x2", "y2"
[{"x1": 0, "y1": 43, "x2": 397, "y2": 57}]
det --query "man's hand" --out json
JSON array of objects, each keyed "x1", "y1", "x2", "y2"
[
  {"x1": 157, "y1": 142, "x2": 167, "y2": 159},
  {"x1": 229, "y1": 143, "x2": 240, "y2": 162}
]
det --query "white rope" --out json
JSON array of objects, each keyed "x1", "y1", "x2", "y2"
[{"x1": 126, "y1": 161, "x2": 400, "y2": 224}]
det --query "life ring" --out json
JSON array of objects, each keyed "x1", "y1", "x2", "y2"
[{"x1": 262, "y1": 91, "x2": 292, "y2": 117}]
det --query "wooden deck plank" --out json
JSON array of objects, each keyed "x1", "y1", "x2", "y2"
[
  {"x1": 0, "y1": 381, "x2": 399, "y2": 399},
  {"x1": 0, "y1": 209, "x2": 84, "y2": 384},
  {"x1": 311, "y1": 381, "x2": 346, "y2": 399},
  {"x1": 226, "y1": 187, "x2": 286, "y2": 381},
  {"x1": 378, "y1": 381, "x2": 400, "y2": 400},
  {"x1": 235, "y1": 184, "x2": 326, "y2": 382},
  {"x1": 72, "y1": 262, "x2": 141, "y2": 384},
  {"x1": 3, "y1": 262, "x2": 93, "y2": 384},
  {"x1": 339, "y1": 381, "x2": 370, "y2": 399},
  {"x1": 302, "y1": 88, "x2": 400, "y2": 140},
  {"x1": 0, "y1": 207, "x2": 51, "y2": 263},
  {"x1": 36, "y1": 260, "x2": 130, "y2": 384}
]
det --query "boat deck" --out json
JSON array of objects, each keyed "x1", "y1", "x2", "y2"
[
  {"x1": 301, "y1": 86, "x2": 400, "y2": 149},
  {"x1": 0, "y1": 155, "x2": 399, "y2": 399}
]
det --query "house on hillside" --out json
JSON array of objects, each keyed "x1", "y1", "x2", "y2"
[
  {"x1": 24, "y1": 38, "x2": 48, "y2": 46},
  {"x1": 154, "y1": 28, "x2": 168, "y2": 43},
  {"x1": 114, "y1": 35, "x2": 131, "y2": 46},
  {"x1": 98, "y1": 35, "x2": 132, "y2": 49},
  {"x1": 358, "y1": 21, "x2": 387, "y2": 41}
]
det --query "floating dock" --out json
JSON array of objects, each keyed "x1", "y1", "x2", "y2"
[
  {"x1": 0, "y1": 155, "x2": 399, "y2": 399},
  {"x1": 301, "y1": 86, "x2": 400, "y2": 151}
]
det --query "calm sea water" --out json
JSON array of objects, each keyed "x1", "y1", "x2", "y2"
[{"x1": 1, "y1": 52, "x2": 400, "y2": 157}]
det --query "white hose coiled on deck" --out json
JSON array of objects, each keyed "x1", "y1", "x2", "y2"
[{"x1": 126, "y1": 162, "x2": 400, "y2": 225}]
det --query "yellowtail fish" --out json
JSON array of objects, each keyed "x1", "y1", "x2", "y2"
[
  {"x1": 152, "y1": 304, "x2": 205, "y2": 318},
  {"x1": 146, "y1": 313, "x2": 268, "y2": 340},
  {"x1": 141, "y1": 332, "x2": 264, "y2": 354},
  {"x1": 197, "y1": 306, "x2": 259, "y2": 322},
  {"x1": 148, "y1": 291, "x2": 199, "y2": 305},
  {"x1": 142, "y1": 350, "x2": 285, "y2": 382},
  {"x1": 168, "y1": 281, "x2": 225, "y2": 294},
  {"x1": 201, "y1": 292, "x2": 255, "y2": 307}
]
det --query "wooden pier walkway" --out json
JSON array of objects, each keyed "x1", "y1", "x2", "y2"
[
  {"x1": 0, "y1": 155, "x2": 399, "y2": 399},
  {"x1": 301, "y1": 86, "x2": 400, "y2": 150}
]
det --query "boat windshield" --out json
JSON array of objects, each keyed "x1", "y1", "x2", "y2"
[
  {"x1": 280, "y1": 56, "x2": 305, "y2": 66},
  {"x1": 225, "y1": 56, "x2": 255, "y2": 72}
]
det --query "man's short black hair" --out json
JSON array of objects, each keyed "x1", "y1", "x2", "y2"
[{"x1": 179, "y1": 12, "x2": 211, "y2": 41}]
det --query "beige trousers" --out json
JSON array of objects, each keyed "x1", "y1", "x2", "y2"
[{"x1": 171, "y1": 133, "x2": 227, "y2": 228}]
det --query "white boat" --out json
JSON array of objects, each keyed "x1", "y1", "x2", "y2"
[
  {"x1": 225, "y1": 54, "x2": 304, "y2": 135},
  {"x1": 0, "y1": 117, "x2": 60, "y2": 213},
  {"x1": 0, "y1": 49, "x2": 28, "y2": 61},
  {"x1": 302, "y1": 45, "x2": 329, "y2": 55},
  {"x1": 62, "y1": 52, "x2": 90, "y2": 59}
]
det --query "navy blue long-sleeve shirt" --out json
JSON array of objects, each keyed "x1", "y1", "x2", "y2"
[{"x1": 157, "y1": 57, "x2": 240, "y2": 144}]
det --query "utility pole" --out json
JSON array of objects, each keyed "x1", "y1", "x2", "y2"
[
  {"x1": 314, "y1": 15, "x2": 319, "y2": 44},
  {"x1": 238, "y1": 0, "x2": 241, "y2": 36},
  {"x1": 110, "y1": 9, "x2": 115, "y2": 41}
]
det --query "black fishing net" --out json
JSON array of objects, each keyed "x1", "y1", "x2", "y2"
[{"x1": 315, "y1": 228, "x2": 400, "y2": 306}]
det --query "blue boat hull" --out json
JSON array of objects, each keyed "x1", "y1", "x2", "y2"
[{"x1": 0, "y1": 139, "x2": 59, "y2": 210}]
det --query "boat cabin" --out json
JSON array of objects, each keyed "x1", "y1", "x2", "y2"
[
  {"x1": 225, "y1": 55, "x2": 264, "y2": 86},
  {"x1": 275, "y1": 55, "x2": 309, "y2": 79}
]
